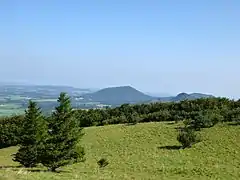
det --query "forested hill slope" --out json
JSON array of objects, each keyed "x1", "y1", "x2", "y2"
[
  {"x1": 170, "y1": 93, "x2": 214, "y2": 102},
  {"x1": 82, "y1": 86, "x2": 154, "y2": 105},
  {"x1": 82, "y1": 86, "x2": 214, "y2": 105}
]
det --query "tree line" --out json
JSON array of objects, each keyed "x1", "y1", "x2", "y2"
[
  {"x1": 75, "y1": 97, "x2": 240, "y2": 127},
  {"x1": 1, "y1": 95, "x2": 240, "y2": 170},
  {"x1": 1, "y1": 96, "x2": 240, "y2": 149}
]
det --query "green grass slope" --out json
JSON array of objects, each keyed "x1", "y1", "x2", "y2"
[{"x1": 0, "y1": 122, "x2": 240, "y2": 180}]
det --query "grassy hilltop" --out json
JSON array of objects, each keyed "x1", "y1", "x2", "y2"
[{"x1": 0, "y1": 122, "x2": 239, "y2": 180}]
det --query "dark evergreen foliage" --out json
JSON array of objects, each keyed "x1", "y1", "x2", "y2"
[
  {"x1": 12, "y1": 101, "x2": 46, "y2": 167},
  {"x1": 40, "y1": 92, "x2": 85, "y2": 172},
  {"x1": 0, "y1": 115, "x2": 24, "y2": 149}
]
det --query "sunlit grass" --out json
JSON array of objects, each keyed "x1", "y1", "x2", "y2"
[{"x1": 0, "y1": 122, "x2": 240, "y2": 180}]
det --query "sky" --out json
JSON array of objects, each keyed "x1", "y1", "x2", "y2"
[{"x1": 0, "y1": 0, "x2": 239, "y2": 98}]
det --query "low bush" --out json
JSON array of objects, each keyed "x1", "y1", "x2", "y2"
[
  {"x1": 97, "y1": 158, "x2": 109, "y2": 168},
  {"x1": 0, "y1": 115, "x2": 24, "y2": 149},
  {"x1": 177, "y1": 127, "x2": 200, "y2": 148},
  {"x1": 187, "y1": 110, "x2": 224, "y2": 130}
]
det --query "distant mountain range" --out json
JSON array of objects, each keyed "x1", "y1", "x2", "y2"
[
  {"x1": 82, "y1": 86, "x2": 214, "y2": 105},
  {"x1": 0, "y1": 83, "x2": 215, "y2": 107}
]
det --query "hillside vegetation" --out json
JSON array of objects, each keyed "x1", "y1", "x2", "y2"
[
  {"x1": 1, "y1": 97, "x2": 240, "y2": 149},
  {"x1": 82, "y1": 86, "x2": 154, "y2": 105},
  {"x1": 1, "y1": 94, "x2": 239, "y2": 179},
  {"x1": 0, "y1": 122, "x2": 240, "y2": 180}
]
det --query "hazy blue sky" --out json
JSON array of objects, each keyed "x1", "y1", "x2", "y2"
[{"x1": 0, "y1": 0, "x2": 239, "y2": 98}]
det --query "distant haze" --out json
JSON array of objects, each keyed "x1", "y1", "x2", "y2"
[{"x1": 0, "y1": 1, "x2": 239, "y2": 99}]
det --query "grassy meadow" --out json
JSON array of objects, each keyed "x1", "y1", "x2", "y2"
[{"x1": 0, "y1": 122, "x2": 240, "y2": 180}]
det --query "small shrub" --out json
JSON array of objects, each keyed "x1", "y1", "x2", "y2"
[
  {"x1": 225, "y1": 108, "x2": 240, "y2": 123},
  {"x1": 208, "y1": 112, "x2": 224, "y2": 126},
  {"x1": 127, "y1": 113, "x2": 138, "y2": 125},
  {"x1": 0, "y1": 115, "x2": 24, "y2": 149},
  {"x1": 173, "y1": 115, "x2": 182, "y2": 123},
  {"x1": 177, "y1": 127, "x2": 200, "y2": 148},
  {"x1": 97, "y1": 158, "x2": 109, "y2": 168},
  {"x1": 187, "y1": 111, "x2": 223, "y2": 130}
]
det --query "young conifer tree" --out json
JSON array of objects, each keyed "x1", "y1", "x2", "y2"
[
  {"x1": 13, "y1": 101, "x2": 46, "y2": 167},
  {"x1": 40, "y1": 92, "x2": 85, "y2": 172}
]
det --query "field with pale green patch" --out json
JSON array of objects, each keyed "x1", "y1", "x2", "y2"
[
  {"x1": 0, "y1": 122, "x2": 240, "y2": 180},
  {"x1": 34, "y1": 99, "x2": 57, "y2": 102},
  {"x1": 0, "y1": 97, "x2": 57, "y2": 116},
  {"x1": 0, "y1": 103, "x2": 24, "y2": 116}
]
